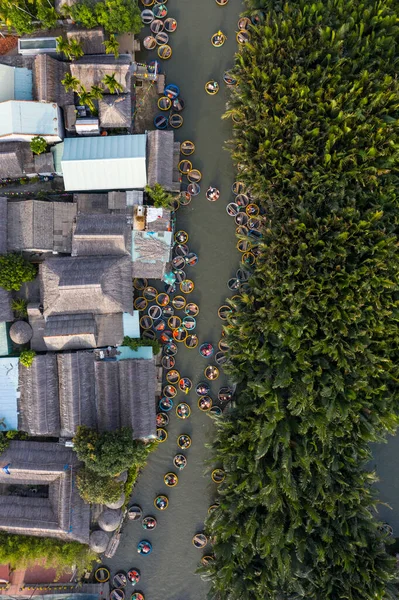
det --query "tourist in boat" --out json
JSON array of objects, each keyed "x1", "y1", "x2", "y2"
[{"x1": 206, "y1": 186, "x2": 220, "y2": 201}]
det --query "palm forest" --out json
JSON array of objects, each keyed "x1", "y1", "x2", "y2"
[{"x1": 205, "y1": 0, "x2": 399, "y2": 599}]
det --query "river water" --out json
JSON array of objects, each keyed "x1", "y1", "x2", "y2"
[{"x1": 107, "y1": 1, "x2": 243, "y2": 599}]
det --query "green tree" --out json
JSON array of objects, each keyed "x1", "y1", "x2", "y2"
[
  {"x1": 102, "y1": 73, "x2": 123, "y2": 94},
  {"x1": 36, "y1": 0, "x2": 58, "y2": 28},
  {"x1": 1, "y1": 2, "x2": 35, "y2": 34},
  {"x1": 104, "y1": 34, "x2": 119, "y2": 58},
  {"x1": 11, "y1": 298, "x2": 28, "y2": 318},
  {"x1": 95, "y1": 0, "x2": 141, "y2": 33},
  {"x1": 30, "y1": 136, "x2": 47, "y2": 155},
  {"x1": 123, "y1": 335, "x2": 160, "y2": 355},
  {"x1": 55, "y1": 35, "x2": 71, "y2": 58},
  {"x1": 90, "y1": 85, "x2": 104, "y2": 100},
  {"x1": 76, "y1": 467, "x2": 122, "y2": 504},
  {"x1": 19, "y1": 350, "x2": 36, "y2": 368},
  {"x1": 69, "y1": 0, "x2": 97, "y2": 28},
  {"x1": 68, "y1": 38, "x2": 84, "y2": 59},
  {"x1": 145, "y1": 183, "x2": 174, "y2": 209},
  {"x1": 77, "y1": 86, "x2": 95, "y2": 112},
  {"x1": 61, "y1": 73, "x2": 81, "y2": 93},
  {"x1": 73, "y1": 426, "x2": 157, "y2": 476},
  {"x1": 0, "y1": 254, "x2": 36, "y2": 291}
]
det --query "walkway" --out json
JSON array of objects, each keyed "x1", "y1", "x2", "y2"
[{"x1": 107, "y1": 1, "x2": 243, "y2": 599}]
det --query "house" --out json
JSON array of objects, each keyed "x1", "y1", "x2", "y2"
[
  {"x1": 0, "y1": 101, "x2": 63, "y2": 143},
  {"x1": 0, "y1": 142, "x2": 35, "y2": 179},
  {"x1": 0, "y1": 440, "x2": 90, "y2": 543},
  {"x1": 66, "y1": 28, "x2": 105, "y2": 55},
  {"x1": 0, "y1": 63, "x2": 32, "y2": 103},
  {"x1": 59, "y1": 134, "x2": 147, "y2": 191},
  {"x1": 99, "y1": 94, "x2": 131, "y2": 130},
  {"x1": 33, "y1": 54, "x2": 74, "y2": 108},
  {"x1": 0, "y1": 357, "x2": 19, "y2": 430},
  {"x1": 132, "y1": 206, "x2": 173, "y2": 279},
  {"x1": 18, "y1": 350, "x2": 156, "y2": 440},
  {"x1": 72, "y1": 213, "x2": 132, "y2": 257},
  {"x1": 70, "y1": 55, "x2": 131, "y2": 94},
  {"x1": 74, "y1": 190, "x2": 143, "y2": 215},
  {"x1": 6, "y1": 199, "x2": 77, "y2": 253},
  {"x1": 147, "y1": 129, "x2": 181, "y2": 192}
]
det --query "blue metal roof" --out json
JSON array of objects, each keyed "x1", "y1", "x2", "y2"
[
  {"x1": 14, "y1": 67, "x2": 33, "y2": 100},
  {"x1": 115, "y1": 345, "x2": 153, "y2": 360},
  {"x1": 0, "y1": 357, "x2": 19, "y2": 430},
  {"x1": 0, "y1": 101, "x2": 60, "y2": 138},
  {"x1": 62, "y1": 134, "x2": 146, "y2": 162},
  {"x1": 0, "y1": 323, "x2": 10, "y2": 357},
  {"x1": 123, "y1": 312, "x2": 140, "y2": 339}
]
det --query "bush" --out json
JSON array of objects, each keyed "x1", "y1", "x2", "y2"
[
  {"x1": 122, "y1": 336, "x2": 160, "y2": 356},
  {"x1": 73, "y1": 426, "x2": 157, "y2": 476},
  {"x1": 30, "y1": 136, "x2": 47, "y2": 155},
  {"x1": 77, "y1": 467, "x2": 122, "y2": 504},
  {"x1": 69, "y1": 0, "x2": 141, "y2": 33},
  {"x1": 145, "y1": 183, "x2": 175, "y2": 209},
  {"x1": 19, "y1": 350, "x2": 36, "y2": 368},
  {"x1": 0, "y1": 434, "x2": 9, "y2": 456},
  {"x1": 0, "y1": 254, "x2": 36, "y2": 291},
  {"x1": 11, "y1": 298, "x2": 28, "y2": 318},
  {"x1": 0, "y1": 533, "x2": 96, "y2": 574}
]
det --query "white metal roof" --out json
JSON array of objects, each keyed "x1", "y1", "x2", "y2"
[
  {"x1": 61, "y1": 134, "x2": 147, "y2": 191},
  {"x1": 0, "y1": 100, "x2": 59, "y2": 138}
]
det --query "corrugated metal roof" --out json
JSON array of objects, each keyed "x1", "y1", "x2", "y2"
[
  {"x1": 61, "y1": 135, "x2": 147, "y2": 191},
  {"x1": 0, "y1": 101, "x2": 59, "y2": 138},
  {"x1": 122, "y1": 311, "x2": 140, "y2": 339},
  {"x1": 0, "y1": 356, "x2": 19, "y2": 430},
  {"x1": 51, "y1": 141, "x2": 64, "y2": 174},
  {"x1": 0, "y1": 322, "x2": 10, "y2": 357}
]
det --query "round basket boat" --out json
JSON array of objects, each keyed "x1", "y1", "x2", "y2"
[
  {"x1": 156, "y1": 427, "x2": 168, "y2": 442},
  {"x1": 161, "y1": 355, "x2": 175, "y2": 369},
  {"x1": 236, "y1": 240, "x2": 251, "y2": 253},
  {"x1": 236, "y1": 225, "x2": 248, "y2": 236},
  {"x1": 164, "y1": 282, "x2": 176, "y2": 294},
  {"x1": 172, "y1": 255, "x2": 186, "y2": 270},
  {"x1": 154, "y1": 0, "x2": 168, "y2": 4},
  {"x1": 166, "y1": 368, "x2": 180, "y2": 383},
  {"x1": 173, "y1": 326, "x2": 187, "y2": 342},
  {"x1": 205, "y1": 365, "x2": 220, "y2": 380},
  {"x1": 165, "y1": 83, "x2": 180, "y2": 99},
  {"x1": 248, "y1": 217, "x2": 261, "y2": 230},
  {"x1": 212, "y1": 468, "x2": 225, "y2": 483},
  {"x1": 143, "y1": 35, "x2": 156, "y2": 49},
  {"x1": 150, "y1": 18, "x2": 164, "y2": 32},
  {"x1": 176, "y1": 402, "x2": 191, "y2": 419},
  {"x1": 178, "y1": 159, "x2": 192, "y2": 174},
  {"x1": 236, "y1": 193, "x2": 249, "y2": 207},
  {"x1": 246, "y1": 203, "x2": 259, "y2": 216},
  {"x1": 134, "y1": 297, "x2": 147, "y2": 311},
  {"x1": 180, "y1": 140, "x2": 195, "y2": 155},
  {"x1": 177, "y1": 434, "x2": 191, "y2": 449},
  {"x1": 172, "y1": 295, "x2": 186, "y2": 309},
  {"x1": 218, "y1": 386, "x2": 233, "y2": 402},
  {"x1": 168, "y1": 316, "x2": 181, "y2": 330},
  {"x1": 215, "y1": 351, "x2": 227, "y2": 366},
  {"x1": 169, "y1": 113, "x2": 183, "y2": 128},
  {"x1": 215, "y1": 0, "x2": 228, "y2": 4},
  {"x1": 137, "y1": 540, "x2": 152, "y2": 555},
  {"x1": 140, "y1": 315, "x2": 153, "y2": 330},
  {"x1": 205, "y1": 80, "x2": 219, "y2": 95},
  {"x1": 180, "y1": 279, "x2": 194, "y2": 294},
  {"x1": 142, "y1": 0, "x2": 154, "y2": 5},
  {"x1": 154, "y1": 114, "x2": 168, "y2": 129},
  {"x1": 157, "y1": 96, "x2": 172, "y2": 110},
  {"x1": 238, "y1": 16, "x2": 251, "y2": 29},
  {"x1": 133, "y1": 278, "x2": 147, "y2": 290},
  {"x1": 164, "y1": 17, "x2": 177, "y2": 32},
  {"x1": 232, "y1": 181, "x2": 246, "y2": 195},
  {"x1": 173, "y1": 453, "x2": 187, "y2": 470},
  {"x1": 110, "y1": 589, "x2": 124, "y2": 600},
  {"x1": 237, "y1": 267, "x2": 250, "y2": 282},
  {"x1": 185, "y1": 302, "x2": 199, "y2": 316},
  {"x1": 163, "y1": 341, "x2": 178, "y2": 355},
  {"x1": 173, "y1": 270, "x2": 186, "y2": 283},
  {"x1": 113, "y1": 573, "x2": 127, "y2": 589},
  {"x1": 161, "y1": 332, "x2": 175, "y2": 346},
  {"x1": 242, "y1": 251, "x2": 256, "y2": 267},
  {"x1": 131, "y1": 594, "x2": 145, "y2": 600},
  {"x1": 201, "y1": 555, "x2": 215, "y2": 566},
  {"x1": 187, "y1": 183, "x2": 200, "y2": 196},
  {"x1": 182, "y1": 316, "x2": 196, "y2": 330},
  {"x1": 162, "y1": 305, "x2": 174, "y2": 318},
  {"x1": 209, "y1": 406, "x2": 222, "y2": 416},
  {"x1": 198, "y1": 395, "x2": 212, "y2": 412},
  {"x1": 175, "y1": 229, "x2": 189, "y2": 243},
  {"x1": 156, "y1": 292, "x2": 170, "y2": 307},
  {"x1": 223, "y1": 71, "x2": 237, "y2": 86},
  {"x1": 206, "y1": 187, "x2": 220, "y2": 202},
  {"x1": 192, "y1": 533, "x2": 207, "y2": 548},
  {"x1": 199, "y1": 343, "x2": 214, "y2": 358},
  {"x1": 174, "y1": 244, "x2": 190, "y2": 258},
  {"x1": 127, "y1": 569, "x2": 141, "y2": 585},
  {"x1": 155, "y1": 31, "x2": 169, "y2": 45},
  {"x1": 211, "y1": 31, "x2": 226, "y2": 47},
  {"x1": 153, "y1": 3, "x2": 167, "y2": 17},
  {"x1": 156, "y1": 412, "x2": 169, "y2": 427},
  {"x1": 208, "y1": 503, "x2": 219, "y2": 514},
  {"x1": 187, "y1": 169, "x2": 202, "y2": 183},
  {"x1": 179, "y1": 377, "x2": 192, "y2": 392},
  {"x1": 164, "y1": 471, "x2": 179, "y2": 487},
  {"x1": 218, "y1": 339, "x2": 230, "y2": 352},
  {"x1": 170, "y1": 197, "x2": 180, "y2": 211},
  {"x1": 148, "y1": 305, "x2": 162, "y2": 320},
  {"x1": 142, "y1": 516, "x2": 157, "y2": 530},
  {"x1": 95, "y1": 567, "x2": 110, "y2": 583},
  {"x1": 228, "y1": 277, "x2": 241, "y2": 290},
  {"x1": 237, "y1": 29, "x2": 251, "y2": 44},
  {"x1": 184, "y1": 334, "x2": 199, "y2": 348},
  {"x1": 154, "y1": 495, "x2": 169, "y2": 510},
  {"x1": 163, "y1": 384, "x2": 177, "y2": 398},
  {"x1": 144, "y1": 286, "x2": 157, "y2": 300},
  {"x1": 218, "y1": 305, "x2": 232, "y2": 320},
  {"x1": 172, "y1": 97, "x2": 185, "y2": 111},
  {"x1": 177, "y1": 191, "x2": 190, "y2": 207},
  {"x1": 235, "y1": 212, "x2": 249, "y2": 226},
  {"x1": 196, "y1": 382, "x2": 210, "y2": 396},
  {"x1": 141, "y1": 9, "x2": 154, "y2": 24},
  {"x1": 226, "y1": 202, "x2": 239, "y2": 216},
  {"x1": 159, "y1": 396, "x2": 174, "y2": 412},
  {"x1": 142, "y1": 329, "x2": 156, "y2": 341}
]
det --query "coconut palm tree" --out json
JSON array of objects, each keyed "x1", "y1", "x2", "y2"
[
  {"x1": 90, "y1": 85, "x2": 104, "y2": 100},
  {"x1": 61, "y1": 73, "x2": 81, "y2": 93},
  {"x1": 104, "y1": 34, "x2": 120, "y2": 59},
  {"x1": 102, "y1": 73, "x2": 123, "y2": 94},
  {"x1": 68, "y1": 39, "x2": 84, "y2": 59},
  {"x1": 77, "y1": 86, "x2": 95, "y2": 112},
  {"x1": 56, "y1": 36, "x2": 71, "y2": 59}
]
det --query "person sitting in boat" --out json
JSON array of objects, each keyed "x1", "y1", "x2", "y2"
[
  {"x1": 206, "y1": 186, "x2": 220, "y2": 201},
  {"x1": 207, "y1": 81, "x2": 219, "y2": 93},
  {"x1": 212, "y1": 30, "x2": 225, "y2": 46}
]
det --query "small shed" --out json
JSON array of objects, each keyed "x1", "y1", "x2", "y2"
[{"x1": 9, "y1": 320, "x2": 32, "y2": 345}]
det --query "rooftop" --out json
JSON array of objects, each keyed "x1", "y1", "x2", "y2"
[
  {"x1": 0, "y1": 63, "x2": 32, "y2": 103},
  {"x1": 70, "y1": 54, "x2": 131, "y2": 94},
  {"x1": 0, "y1": 101, "x2": 62, "y2": 141},
  {"x1": 0, "y1": 357, "x2": 19, "y2": 430}
]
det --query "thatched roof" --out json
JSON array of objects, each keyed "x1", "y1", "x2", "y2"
[
  {"x1": 34, "y1": 152, "x2": 54, "y2": 174},
  {"x1": 98, "y1": 508, "x2": 122, "y2": 532},
  {"x1": 72, "y1": 214, "x2": 132, "y2": 257},
  {"x1": 132, "y1": 230, "x2": 171, "y2": 279},
  {"x1": 7, "y1": 200, "x2": 76, "y2": 253},
  {"x1": 0, "y1": 287, "x2": 12, "y2": 323},
  {"x1": 0, "y1": 196, "x2": 7, "y2": 253},
  {"x1": 9, "y1": 320, "x2": 32, "y2": 344},
  {"x1": 99, "y1": 94, "x2": 131, "y2": 129},
  {"x1": 70, "y1": 55, "x2": 131, "y2": 95},
  {"x1": 89, "y1": 529, "x2": 109, "y2": 553},
  {"x1": 43, "y1": 313, "x2": 97, "y2": 351},
  {"x1": 33, "y1": 54, "x2": 74, "y2": 108},
  {"x1": 105, "y1": 492, "x2": 125, "y2": 510},
  {"x1": 0, "y1": 142, "x2": 34, "y2": 178},
  {"x1": 67, "y1": 28, "x2": 105, "y2": 55},
  {"x1": 0, "y1": 440, "x2": 89, "y2": 543},
  {"x1": 40, "y1": 255, "x2": 133, "y2": 318},
  {"x1": 147, "y1": 130, "x2": 181, "y2": 192},
  {"x1": 75, "y1": 193, "x2": 109, "y2": 215},
  {"x1": 18, "y1": 354, "x2": 60, "y2": 437}
]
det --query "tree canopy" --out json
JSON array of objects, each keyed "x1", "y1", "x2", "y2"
[
  {"x1": 69, "y1": 0, "x2": 141, "y2": 33},
  {"x1": 0, "y1": 254, "x2": 36, "y2": 291},
  {"x1": 206, "y1": 1, "x2": 399, "y2": 599}
]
